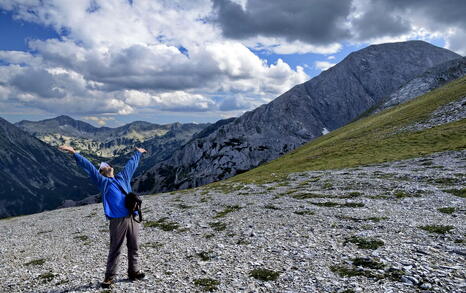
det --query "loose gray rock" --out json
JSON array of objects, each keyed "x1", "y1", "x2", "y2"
[{"x1": 0, "y1": 149, "x2": 464, "y2": 292}]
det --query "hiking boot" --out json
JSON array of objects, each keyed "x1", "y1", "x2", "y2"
[
  {"x1": 128, "y1": 271, "x2": 145, "y2": 281},
  {"x1": 101, "y1": 277, "x2": 114, "y2": 288}
]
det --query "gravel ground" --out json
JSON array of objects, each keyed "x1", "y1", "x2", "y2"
[{"x1": 0, "y1": 150, "x2": 465, "y2": 293}]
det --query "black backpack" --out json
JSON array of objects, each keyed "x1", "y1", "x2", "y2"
[{"x1": 115, "y1": 182, "x2": 143, "y2": 223}]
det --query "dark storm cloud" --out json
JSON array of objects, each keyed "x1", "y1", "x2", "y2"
[
  {"x1": 212, "y1": 0, "x2": 466, "y2": 44},
  {"x1": 212, "y1": 0, "x2": 353, "y2": 44},
  {"x1": 11, "y1": 69, "x2": 66, "y2": 99},
  {"x1": 353, "y1": 0, "x2": 466, "y2": 40},
  {"x1": 387, "y1": 0, "x2": 466, "y2": 28},
  {"x1": 351, "y1": 0, "x2": 411, "y2": 40}
]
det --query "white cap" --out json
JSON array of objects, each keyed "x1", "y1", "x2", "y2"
[{"x1": 98, "y1": 162, "x2": 111, "y2": 171}]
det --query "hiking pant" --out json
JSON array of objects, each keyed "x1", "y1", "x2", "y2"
[{"x1": 105, "y1": 215, "x2": 140, "y2": 279}]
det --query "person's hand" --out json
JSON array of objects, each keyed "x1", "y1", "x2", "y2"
[
  {"x1": 135, "y1": 147, "x2": 147, "y2": 153},
  {"x1": 59, "y1": 145, "x2": 76, "y2": 154}
]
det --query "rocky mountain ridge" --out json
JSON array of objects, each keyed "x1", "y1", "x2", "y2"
[{"x1": 135, "y1": 40, "x2": 462, "y2": 194}]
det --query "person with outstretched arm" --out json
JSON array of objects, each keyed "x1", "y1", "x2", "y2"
[{"x1": 59, "y1": 145, "x2": 147, "y2": 288}]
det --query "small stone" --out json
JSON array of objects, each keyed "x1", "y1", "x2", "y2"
[
  {"x1": 403, "y1": 265, "x2": 413, "y2": 271},
  {"x1": 406, "y1": 276, "x2": 419, "y2": 285},
  {"x1": 401, "y1": 276, "x2": 414, "y2": 286},
  {"x1": 420, "y1": 283, "x2": 432, "y2": 289}
]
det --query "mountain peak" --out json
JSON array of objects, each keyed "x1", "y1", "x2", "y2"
[
  {"x1": 341, "y1": 40, "x2": 461, "y2": 69},
  {"x1": 54, "y1": 115, "x2": 76, "y2": 123},
  {"x1": 0, "y1": 116, "x2": 9, "y2": 125}
]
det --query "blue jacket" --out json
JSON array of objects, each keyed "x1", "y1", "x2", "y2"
[{"x1": 74, "y1": 151, "x2": 142, "y2": 219}]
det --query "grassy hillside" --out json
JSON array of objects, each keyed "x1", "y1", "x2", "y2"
[{"x1": 228, "y1": 76, "x2": 466, "y2": 184}]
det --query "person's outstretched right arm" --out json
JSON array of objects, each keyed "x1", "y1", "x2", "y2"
[
  {"x1": 59, "y1": 145, "x2": 106, "y2": 188},
  {"x1": 119, "y1": 147, "x2": 146, "y2": 184}
]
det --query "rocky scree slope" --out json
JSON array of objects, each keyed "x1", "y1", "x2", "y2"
[
  {"x1": 135, "y1": 40, "x2": 461, "y2": 193},
  {"x1": 0, "y1": 150, "x2": 464, "y2": 292}
]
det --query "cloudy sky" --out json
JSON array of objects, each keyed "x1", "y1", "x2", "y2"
[{"x1": 0, "y1": 0, "x2": 464, "y2": 127}]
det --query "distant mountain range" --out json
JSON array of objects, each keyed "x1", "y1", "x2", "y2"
[
  {"x1": 15, "y1": 116, "x2": 208, "y2": 159},
  {"x1": 134, "y1": 40, "x2": 463, "y2": 194}
]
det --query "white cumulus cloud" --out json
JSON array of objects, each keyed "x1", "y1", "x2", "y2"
[
  {"x1": 0, "y1": 0, "x2": 310, "y2": 118},
  {"x1": 314, "y1": 61, "x2": 336, "y2": 71}
]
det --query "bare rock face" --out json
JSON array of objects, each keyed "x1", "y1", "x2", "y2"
[
  {"x1": 0, "y1": 117, "x2": 97, "y2": 218},
  {"x1": 135, "y1": 40, "x2": 461, "y2": 193},
  {"x1": 376, "y1": 56, "x2": 466, "y2": 112}
]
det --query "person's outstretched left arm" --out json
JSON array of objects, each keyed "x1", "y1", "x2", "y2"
[{"x1": 120, "y1": 147, "x2": 146, "y2": 183}]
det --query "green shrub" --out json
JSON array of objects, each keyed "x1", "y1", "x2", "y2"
[
  {"x1": 249, "y1": 268, "x2": 280, "y2": 281},
  {"x1": 196, "y1": 251, "x2": 213, "y2": 261},
  {"x1": 264, "y1": 204, "x2": 281, "y2": 210},
  {"x1": 193, "y1": 278, "x2": 220, "y2": 291},
  {"x1": 213, "y1": 205, "x2": 242, "y2": 218},
  {"x1": 37, "y1": 272, "x2": 55, "y2": 283},
  {"x1": 73, "y1": 235, "x2": 89, "y2": 241},
  {"x1": 419, "y1": 225, "x2": 454, "y2": 234},
  {"x1": 208, "y1": 221, "x2": 227, "y2": 231},
  {"x1": 352, "y1": 257, "x2": 384, "y2": 269},
  {"x1": 344, "y1": 236, "x2": 384, "y2": 249},
  {"x1": 25, "y1": 259, "x2": 46, "y2": 266},
  {"x1": 311, "y1": 201, "x2": 364, "y2": 208},
  {"x1": 293, "y1": 210, "x2": 315, "y2": 215},
  {"x1": 144, "y1": 217, "x2": 180, "y2": 231},
  {"x1": 444, "y1": 188, "x2": 466, "y2": 198},
  {"x1": 438, "y1": 207, "x2": 456, "y2": 214}
]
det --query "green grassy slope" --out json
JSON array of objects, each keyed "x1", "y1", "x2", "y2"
[{"x1": 229, "y1": 76, "x2": 466, "y2": 184}]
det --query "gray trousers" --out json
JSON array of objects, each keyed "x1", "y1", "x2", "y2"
[{"x1": 105, "y1": 215, "x2": 140, "y2": 279}]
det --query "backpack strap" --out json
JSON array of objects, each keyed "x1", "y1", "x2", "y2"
[
  {"x1": 113, "y1": 179, "x2": 143, "y2": 222},
  {"x1": 113, "y1": 178, "x2": 128, "y2": 195}
]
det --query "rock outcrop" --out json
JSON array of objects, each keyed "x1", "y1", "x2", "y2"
[{"x1": 376, "y1": 56, "x2": 466, "y2": 112}]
